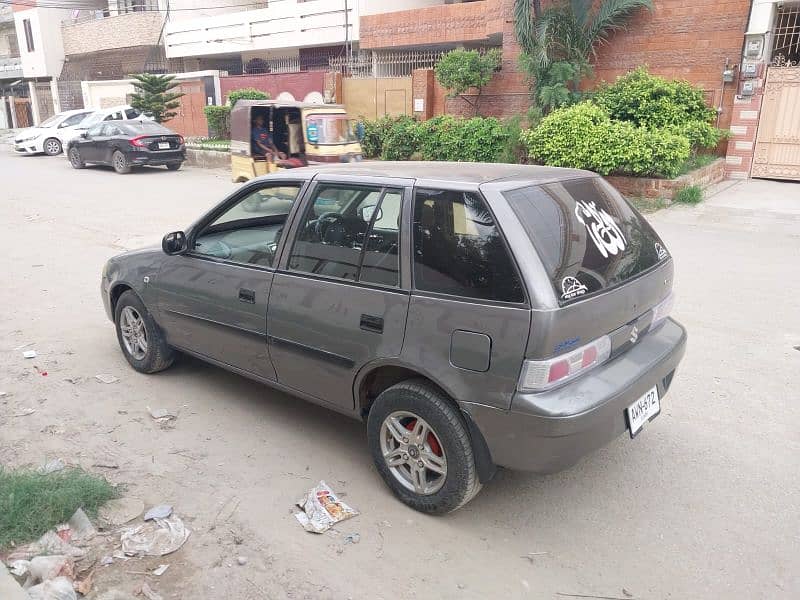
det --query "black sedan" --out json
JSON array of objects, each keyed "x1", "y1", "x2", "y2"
[{"x1": 67, "y1": 121, "x2": 185, "y2": 174}]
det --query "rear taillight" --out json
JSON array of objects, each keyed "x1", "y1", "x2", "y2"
[
  {"x1": 650, "y1": 292, "x2": 674, "y2": 330},
  {"x1": 130, "y1": 136, "x2": 148, "y2": 147},
  {"x1": 518, "y1": 335, "x2": 612, "y2": 392}
]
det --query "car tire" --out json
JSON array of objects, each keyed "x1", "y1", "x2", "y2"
[
  {"x1": 112, "y1": 150, "x2": 131, "y2": 174},
  {"x1": 44, "y1": 137, "x2": 62, "y2": 156},
  {"x1": 367, "y1": 379, "x2": 482, "y2": 514},
  {"x1": 68, "y1": 147, "x2": 85, "y2": 169},
  {"x1": 114, "y1": 290, "x2": 174, "y2": 374},
  {"x1": 166, "y1": 162, "x2": 182, "y2": 171}
]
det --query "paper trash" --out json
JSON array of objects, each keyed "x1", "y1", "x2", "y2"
[
  {"x1": 120, "y1": 515, "x2": 190, "y2": 557},
  {"x1": 294, "y1": 480, "x2": 358, "y2": 534}
]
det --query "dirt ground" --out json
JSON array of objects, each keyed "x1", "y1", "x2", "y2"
[{"x1": 0, "y1": 151, "x2": 798, "y2": 600}]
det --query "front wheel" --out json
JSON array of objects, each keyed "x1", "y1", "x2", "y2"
[
  {"x1": 112, "y1": 150, "x2": 131, "y2": 174},
  {"x1": 68, "y1": 147, "x2": 85, "y2": 169},
  {"x1": 114, "y1": 290, "x2": 174, "y2": 374},
  {"x1": 44, "y1": 137, "x2": 62, "y2": 156},
  {"x1": 367, "y1": 380, "x2": 482, "y2": 514},
  {"x1": 166, "y1": 162, "x2": 182, "y2": 171}
]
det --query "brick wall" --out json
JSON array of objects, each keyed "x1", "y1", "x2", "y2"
[
  {"x1": 359, "y1": 0, "x2": 503, "y2": 49},
  {"x1": 62, "y1": 12, "x2": 164, "y2": 55},
  {"x1": 220, "y1": 72, "x2": 326, "y2": 103},
  {"x1": 606, "y1": 158, "x2": 726, "y2": 201},
  {"x1": 589, "y1": 0, "x2": 751, "y2": 131}
]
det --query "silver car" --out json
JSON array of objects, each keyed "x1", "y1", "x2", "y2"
[{"x1": 101, "y1": 163, "x2": 686, "y2": 513}]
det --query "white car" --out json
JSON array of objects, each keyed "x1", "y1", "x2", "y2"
[
  {"x1": 13, "y1": 109, "x2": 94, "y2": 156},
  {"x1": 57, "y1": 105, "x2": 151, "y2": 147}
]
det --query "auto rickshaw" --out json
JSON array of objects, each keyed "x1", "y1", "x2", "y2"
[{"x1": 230, "y1": 100, "x2": 363, "y2": 182}]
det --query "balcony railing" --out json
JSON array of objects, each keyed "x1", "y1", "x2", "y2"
[
  {"x1": 0, "y1": 56, "x2": 24, "y2": 78},
  {"x1": 164, "y1": 0, "x2": 357, "y2": 59}
]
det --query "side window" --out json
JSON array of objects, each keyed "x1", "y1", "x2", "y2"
[
  {"x1": 86, "y1": 123, "x2": 104, "y2": 137},
  {"x1": 192, "y1": 184, "x2": 302, "y2": 267},
  {"x1": 412, "y1": 189, "x2": 524, "y2": 303},
  {"x1": 60, "y1": 113, "x2": 88, "y2": 128},
  {"x1": 125, "y1": 108, "x2": 141, "y2": 119},
  {"x1": 288, "y1": 184, "x2": 403, "y2": 286}
]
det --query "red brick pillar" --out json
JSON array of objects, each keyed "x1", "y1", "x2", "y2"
[
  {"x1": 412, "y1": 69, "x2": 434, "y2": 120},
  {"x1": 724, "y1": 59, "x2": 767, "y2": 179},
  {"x1": 324, "y1": 71, "x2": 343, "y2": 104}
]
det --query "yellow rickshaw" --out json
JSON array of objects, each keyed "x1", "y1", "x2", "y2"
[{"x1": 230, "y1": 100, "x2": 363, "y2": 182}]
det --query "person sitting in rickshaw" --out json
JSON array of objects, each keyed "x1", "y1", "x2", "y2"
[{"x1": 252, "y1": 114, "x2": 286, "y2": 161}]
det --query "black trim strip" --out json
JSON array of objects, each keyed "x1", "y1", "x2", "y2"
[
  {"x1": 268, "y1": 335, "x2": 355, "y2": 369},
  {"x1": 164, "y1": 309, "x2": 266, "y2": 339},
  {"x1": 275, "y1": 269, "x2": 411, "y2": 295}
]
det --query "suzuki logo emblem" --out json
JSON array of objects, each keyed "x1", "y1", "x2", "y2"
[{"x1": 630, "y1": 325, "x2": 639, "y2": 344}]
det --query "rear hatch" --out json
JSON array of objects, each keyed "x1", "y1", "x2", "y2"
[{"x1": 503, "y1": 176, "x2": 673, "y2": 363}]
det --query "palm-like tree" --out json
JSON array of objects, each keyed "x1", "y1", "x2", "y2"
[
  {"x1": 513, "y1": 0, "x2": 652, "y2": 112},
  {"x1": 515, "y1": 0, "x2": 652, "y2": 66}
]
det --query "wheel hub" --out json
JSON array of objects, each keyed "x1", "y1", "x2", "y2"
[
  {"x1": 379, "y1": 411, "x2": 447, "y2": 496},
  {"x1": 120, "y1": 306, "x2": 148, "y2": 361}
]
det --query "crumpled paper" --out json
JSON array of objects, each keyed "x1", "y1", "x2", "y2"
[
  {"x1": 294, "y1": 480, "x2": 358, "y2": 534},
  {"x1": 120, "y1": 515, "x2": 190, "y2": 557}
]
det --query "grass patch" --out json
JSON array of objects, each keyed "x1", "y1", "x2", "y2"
[
  {"x1": 673, "y1": 185, "x2": 703, "y2": 205},
  {"x1": 677, "y1": 153, "x2": 718, "y2": 176},
  {"x1": 628, "y1": 196, "x2": 669, "y2": 213},
  {"x1": 0, "y1": 467, "x2": 117, "y2": 549}
]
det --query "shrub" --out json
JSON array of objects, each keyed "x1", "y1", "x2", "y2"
[
  {"x1": 674, "y1": 185, "x2": 703, "y2": 204},
  {"x1": 380, "y1": 115, "x2": 420, "y2": 161},
  {"x1": 418, "y1": 115, "x2": 510, "y2": 162},
  {"x1": 203, "y1": 105, "x2": 231, "y2": 139},
  {"x1": 521, "y1": 102, "x2": 690, "y2": 178},
  {"x1": 360, "y1": 116, "x2": 393, "y2": 158},
  {"x1": 594, "y1": 67, "x2": 716, "y2": 127},
  {"x1": 435, "y1": 49, "x2": 501, "y2": 115},
  {"x1": 665, "y1": 121, "x2": 726, "y2": 151},
  {"x1": 227, "y1": 88, "x2": 270, "y2": 106}
]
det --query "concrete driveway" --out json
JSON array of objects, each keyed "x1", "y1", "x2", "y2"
[{"x1": 0, "y1": 152, "x2": 797, "y2": 599}]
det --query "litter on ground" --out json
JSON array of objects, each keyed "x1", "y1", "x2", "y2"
[
  {"x1": 120, "y1": 515, "x2": 190, "y2": 557},
  {"x1": 94, "y1": 374, "x2": 119, "y2": 384},
  {"x1": 294, "y1": 480, "x2": 358, "y2": 534},
  {"x1": 23, "y1": 350, "x2": 37, "y2": 359},
  {"x1": 143, "y1": 505, "x2": 173, "y2": 521}
]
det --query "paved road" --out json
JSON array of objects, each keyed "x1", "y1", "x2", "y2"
[{"x1": 0, "y1": 152, "x2": 797, "y2": 599}]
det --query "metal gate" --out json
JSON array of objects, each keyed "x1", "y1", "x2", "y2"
[
  {"x1": 752, "y1": 66, "x2": 800, "y2": 180},
  {"x1": 34, "y1": 82, "x2": 55, "y2": 122},
  {"x1": 163, "y1": 80, "x2": 208, "y2": 138},
  {"x1": 342, "y1": 77, "x2": 413, "y2": 121}
]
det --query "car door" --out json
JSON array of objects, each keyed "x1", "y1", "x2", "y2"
[
  {"x1": 267, "y1": 176, "x2": 412, "y2": 411},
  {"x1": 155, "y1": 179, "x2": 308, "y2": 381},
  {"x1": 78, "y1": 123, "x2": 105, "y2": 162},
  {"x1": 96, "y1": 123, "x2": 123, "y2": 164}
]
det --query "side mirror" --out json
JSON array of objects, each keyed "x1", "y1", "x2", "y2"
[
  {"x1": 162, "y1": 231, "x2": 188, "y2": 255},
  {"x1": 360, "y1": 205, "x2": 382, "y2": 223}
]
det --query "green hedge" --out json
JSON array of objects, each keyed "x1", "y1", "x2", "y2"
[
  {"x1": 521, "y1": 102, "x2": 690, "y2": 178},
  {"x1": 227, "y1": 88, "x2": 270, "y2": 106},
  {"x1": 359, "y1": 115, "x2": 515, "y2": 163},
  {"x1": 593, "y1": 67, "x2": 724, "y2": 150},
  {"x1": 203, "y1": 105, "x2": 231, "y2": 139}
]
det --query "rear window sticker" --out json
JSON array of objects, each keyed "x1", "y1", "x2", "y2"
[
  {"x1": 561, "y1": 276, "x2": 588, "y2": 300},
  {"x1": 655, "y1": 242, "x2": 668, "y2": 260},
  {"x1": 575, "y1": 200, "x2": 627, "y2": 258}
]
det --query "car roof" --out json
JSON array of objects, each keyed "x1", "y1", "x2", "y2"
[
  {"x1": 271, "y1": 161, "x2": 595, "y2": 188},
  {"x1": 118, "y1": 121, "x2": 173, "y2": 134}
]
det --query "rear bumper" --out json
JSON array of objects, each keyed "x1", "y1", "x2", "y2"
[
  {"x1": 128, "y1": 149, "x2": 185, "y2": 165},
  {"x1": 463, "y1": 318, "x2": 687, "y2": 473}
]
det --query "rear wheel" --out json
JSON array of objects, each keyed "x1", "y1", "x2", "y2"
[
  {"x1": 114, "y1": 290, "x2": 174, "y2": 374},
  {"x1": 68, "y1": 147, "x2": 84, "y2": 169},
  {"x1": 166, "y1": 162, "x2": 182, "y2": 171},
  {"x1": 367, "y1": 380, "x2": 482, "y2": 514},
  {"x1": 112, "y1": 150, "x2": 131, "y2": 174},
  {"x1": 44, "y1": 137, "x2": 62, "y2": 156}
]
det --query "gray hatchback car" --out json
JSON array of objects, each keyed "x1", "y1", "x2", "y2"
[{"x1": 102, "y1": 162, "x2": 686, "y2": 513}]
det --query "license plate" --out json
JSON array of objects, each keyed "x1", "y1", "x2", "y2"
[
  {"x1": 158, "y1": 142, "x2": 170, "y2": 150},
  {"x1": 626, "y1": 386, "x2": 660, "y2": 438}
]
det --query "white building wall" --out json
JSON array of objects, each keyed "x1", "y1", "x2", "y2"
[
  {"x1": 14, "y1": 7, "x2": 72, "y2": 78},
  {"x1": 358, "y1": 0, "x2": 442, "y2": 17}
]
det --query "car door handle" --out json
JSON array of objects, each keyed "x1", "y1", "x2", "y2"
[
  {"x1": 238, "y1": 288, "x2": 256, "y2": 304},
  {"x1": 360, "y1": 314, "x2": 384, "y2": 333}
]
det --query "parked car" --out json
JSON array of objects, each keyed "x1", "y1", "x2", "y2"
[
  {"x1": 57, "y1": 104, "x2": 150, "y2": 147},
  {"x1": 67, "y1": 120, "x2": 185, "y2": 174},
  {"x1": 100, "y1": 163, "x2": 686, "y2": 513},
  {"x1": 13, "y1": 109, "x2": 94, "y2": 156}
]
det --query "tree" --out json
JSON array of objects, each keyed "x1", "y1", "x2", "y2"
[
  {"x1": 129, "y1": 74, "x2": 184, "y2": 123},
  {"x1": 514, "y1": 0, "x2": 653, "y2": 112},
  {"x1": 434, "y1": 49, "x2": 502, "y2": 116}
]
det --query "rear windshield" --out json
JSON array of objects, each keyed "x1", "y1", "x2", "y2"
[{"x1": 504, "y1": 177, "x2": 669, "y2": 305}]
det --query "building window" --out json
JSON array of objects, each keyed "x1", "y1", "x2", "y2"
[
  {"x1": 117, "y1": 0, "x2": 159, "y2": 13},
  {"x1": 7, "y1": 33, "x2": 19, "y2": 56},
  {"x1": 23, "y1": 18, "x2": 34, "y2": 53},
  {"x1": 772, "y1": 4, "x2": 800, "y2": 65}
]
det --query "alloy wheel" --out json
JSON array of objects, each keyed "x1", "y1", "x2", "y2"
[
  {"x1": 45, "y1": 138, "x2": 61, "y2": 155},
  {"x1": 114, "y1": 152, "x2": 127, "y2": 172},
  {"x1": 119, "y1": 306, "x2": 148, "y2": 361},
  {"x1": 69, "y1": 148, "x2": 82, "y2": 167},
  {"x1": 379, "y1": 411, "x2": 447, "y2": 495}
]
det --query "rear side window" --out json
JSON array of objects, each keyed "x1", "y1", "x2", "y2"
[
  {"x1": 125, "y1": 108, "x2": 141, "y2": 119},
  {"x1": 504, "y1": 177, "x2": 669, "y2": 305},
  {"x1": 412, "y1": 189, "x2": 524, "y2": 303}
]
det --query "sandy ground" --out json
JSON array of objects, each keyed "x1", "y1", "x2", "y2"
[{"x1": 0, "y1": 151, "x2": 798, "y2": 600}]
